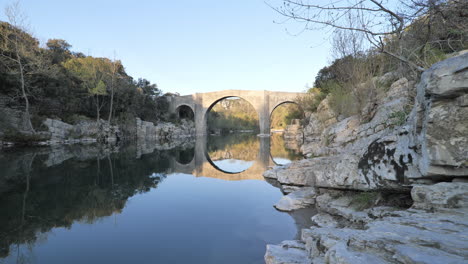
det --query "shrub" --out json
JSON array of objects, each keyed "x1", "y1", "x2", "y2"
[
  {"x1": 31, "y1": 114, "x2": 49, "y2": 131},
  {"x1": 351, "y1": 191, "x2": 379, "y2": 210},
  {"x1": 64, "y1": 114, "x2": 92, "y2": 125},
  {"x1": 389, "y1": 111, "x2": 408, "y2": 126},
  {"x1": 328, "y1": 83, "x2": 359, "y2": 117},
  {"x1": 296, "y1": 88, "x2": 326, "y2": 113}
]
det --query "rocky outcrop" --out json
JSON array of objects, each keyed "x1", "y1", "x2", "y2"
[
  {"x1": 414, "y1": 53, "x2": 468, "y2": 177},
  {"x1": 136, "y1": 118, "x2": 195, "y2": 141},
  {"x1": 265, "y1": 183, "x2": 468, "y2": 264},
  {"x1": 265, "y1": 53, "x2": 468, "y2": 264},
  {"x1": 270, "y1": 53, "x2": 468, "y2": 191},
  {"x1": 40, "y1": 118, "x2": 121, "y2": 145},
  {"x1": 2, "y1": 116, "x2": 195, "y2": 147}
]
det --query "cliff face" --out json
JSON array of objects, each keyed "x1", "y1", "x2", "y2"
[
  {"x1": 264, "y1": 52, "x2": 468, "y2": 264},
  {"x1": 266, "y1": 52, "x2": 467, "y2": 191}
]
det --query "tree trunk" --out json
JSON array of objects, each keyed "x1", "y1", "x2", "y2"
[
  {"x1": 17, "y1": 50, "x2": 35, "y2": 133},
  {"x1": 108, "y1": 75, "x2": 114, "y2": 124},
  {"x1": 96, "y1": 95, "x2": 100, "y2": 126}
]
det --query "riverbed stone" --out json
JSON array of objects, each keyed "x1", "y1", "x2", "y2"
[
  {"x1": 311, "y1": 213, "x2": 339, "y2": 228},
  {"x1": 274, "y1": 187, "x2": 316, "y2": 211},
  {"x1": 264, "y1": 241, "x2": 310, "y2": 264}
]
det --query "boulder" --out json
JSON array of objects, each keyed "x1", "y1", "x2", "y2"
[
  {"x1": 412, "y1": 182, "x2": 468, "y2": 210},
  {"x1": 274, "y1": 187, "x2": 316, "y2": 211},
  {"x1": 264, "y1": 241, "x2": 310, "y2": 264}
]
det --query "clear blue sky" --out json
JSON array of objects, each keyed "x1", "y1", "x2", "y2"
[{"x1": 0, "y1": 0, "x2": 332, "y2": 95}]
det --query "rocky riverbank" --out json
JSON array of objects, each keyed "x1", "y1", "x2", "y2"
[
  {"x1": 0, "y1": 116, "x2": 195, "y2": 148},
  {"x1": 264, "y1": 52, "x2": 468, "y2": 263}
]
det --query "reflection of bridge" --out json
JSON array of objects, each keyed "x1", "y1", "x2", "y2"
[
  {"x1": 168, "y1": 90, "x2": 304, "y2": 135},
  {"x1": 169, "y1": 136, "x2": 278, "y2": 181}
]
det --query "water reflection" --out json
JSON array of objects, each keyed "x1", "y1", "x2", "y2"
[
  {"x1": 270, "y1": 133, "x2": 303, "y2": 165},
  {"x1": 0, "y1": 134, "x2": 305, "y2": 264}
]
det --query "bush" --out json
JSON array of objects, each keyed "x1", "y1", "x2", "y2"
[
  {"x1": 328, "y1": 83, "x2": 359, "y2": 117},
  {"x1": 389, "y1": 111, "x2": 408, "y2": 126},
  {"x1": 31, "y1": 114, "x2": 49, "y2": 131},
  {"x1": 296, "y1": 88, "x2": 326, "y2": 113},
  {"x1": 64, "y1": 114, "x2": 92, "y2": 125},
  {"x1": 351, "y1": 191, "x2": 379, "y2": 210}
]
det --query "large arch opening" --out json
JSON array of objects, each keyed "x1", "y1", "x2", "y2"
[
  {"x1": 205, "y1": 96, "x2": 259, "y2": 135},
  {"x1": 176, "y1": 105, "x2": 194, "y2": 121},
  {"x1": 270, "y1": 102, "x2": 304, "y2": 165}
]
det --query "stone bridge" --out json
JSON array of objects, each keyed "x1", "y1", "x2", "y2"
[{"x1": 168, "y1": 90, "x2": 304, "y2": 135}]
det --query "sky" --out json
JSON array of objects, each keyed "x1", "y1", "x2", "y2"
[{"x1": 0, "y1": 0, "x2": 332, "y2": 95}]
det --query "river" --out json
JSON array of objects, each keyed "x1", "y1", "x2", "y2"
[{"x1": 0, "y1": 133, "x2": 309, "y2": 264}]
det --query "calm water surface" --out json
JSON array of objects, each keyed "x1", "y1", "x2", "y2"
[{"x1": 0, "y1": 134, "x2": 307, "y2": 264}]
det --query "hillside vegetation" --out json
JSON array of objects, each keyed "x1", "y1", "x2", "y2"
[
  {"x1": 294, "y1": 0, "x2": 467, "y2": 118},
  {"x1": 0, "y1": 19, "x2": 168, "y2": 136}
]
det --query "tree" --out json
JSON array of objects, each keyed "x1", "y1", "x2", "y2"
[
  {"x1": 46, "y1": 39, "x2": 72, "y2": 64},
  {"x1": 107, "y1": 52, "x2": 119, "y2": 125},
  {"x1": 63, "y1": 57, "x2": 111, "y2": 124},
  {"x1": 0, "y1": 1, "x2": 36, "y2": 132},
  {"x1": 270, "y1": 0, "x2": 467, "y2": 72}
]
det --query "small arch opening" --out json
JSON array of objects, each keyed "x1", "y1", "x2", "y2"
[
  {"x1": 174, "y1": 147, "x2": 195, "y2": 165},
  {"x1": 270, "y1": 102, "x2": 305, "y2": 165},
  {"x1": 177, "y1": 105, "x2": 194, "y2": 121}
]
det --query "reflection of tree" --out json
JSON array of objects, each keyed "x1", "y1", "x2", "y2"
[
  {"x1": 270, "y1": 134, "x2": 303, "y2": 161},
  {"x1": 0, "y1": 145, "x2": 172, "y2": 259},
  {"x1": 207, "y1": 134, "x2": 259, "y2": 161}
]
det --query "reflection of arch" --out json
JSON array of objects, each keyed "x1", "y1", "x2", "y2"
[
  {"x1": 204, "y1": 152, "x2": 251, "y2": 174},
  {"x1": 203, "y1": 144, "x2": 257, "y2": 174},
  {"x1": 176, "y1": 105, "x2": 195, "y2": 120},
  {"x1": 175, "y1": 147, "x2": 195, "y2": 165},
  {"x1": 269, "y1": 152, "x2": 282, "y2": 166},
  {"x1": 204, "y1": 96, "x2": 260, "y2": 134}
]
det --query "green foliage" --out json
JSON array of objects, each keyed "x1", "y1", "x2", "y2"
[
  {"x1": 30, "y1": 114, "x2": 48, "y2": 131},
  {"x1": 63, "y1": 114, "x2": 92, "y2": 125},
  {"x1": 0, "y1": 21, "x2": 164, "y2": 125},
  {"x1": 328, "y1": 82, "x2": 358, "y2": 117},
  {"x1": 389, "y1": 111, "x2": 408, "y2": 126},
  {"x1": 207, "y1": 98, "x2": 259, "y2": 132},
  {"x1": 310, "y1": 0, "x2": 467, "y2": 121},
  {"x1": 296, "y1": 88, "x2": 326, "y2": 113},
  {"x1": 271, "y1": 103, "x2": 303, "y2": 129},
  {"x1": 351, "y1": 191, "x2": 379, "y2": 211}
]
